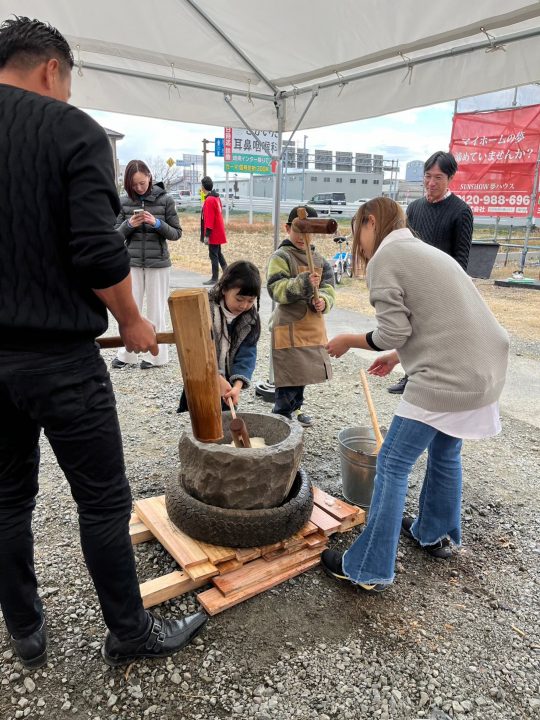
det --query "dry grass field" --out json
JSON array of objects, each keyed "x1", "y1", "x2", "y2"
[{"x1": 170, "y1": 213, "x2": 540, "y2": 341}]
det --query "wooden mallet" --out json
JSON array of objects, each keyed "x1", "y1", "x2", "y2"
[{"x1": 291, "y1": 209, "x2": 338, "y2": 308}]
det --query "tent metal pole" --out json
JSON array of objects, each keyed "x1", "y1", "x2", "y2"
[
  {"x1": 182, "y1": 0, "x2": 278, "y2": 94},
  {"x1": 280, "y1": 27, "x2": 540, "y2": 99},
  {"x1": 520, "y1": 151, "x2": 540, "y2": 273},
  {"x1": 224, "y1": 95, "x2": 274, "y2": 160},
  {"x1": 81, "y1": 61, "x2": 273, "y2": 102},
  {"x1": 273, "y1": 99, "x2": 285, "y2": 250}
]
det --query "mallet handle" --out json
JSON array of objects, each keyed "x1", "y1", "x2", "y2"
[{"x1": 96, "y1": 331, "x2": 175, "y2": 349}]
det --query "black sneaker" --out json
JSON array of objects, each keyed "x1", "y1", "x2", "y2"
[
  {"x1": 111, "y1": 358, "x2": 129, "y2": 369},
  {"x1": 320, "y1": 550, "x2": 386, "y2": 592},
  {"x1": 401, "y1": 516, "x2": 452, "y2": 559},
  {"x1": 10, "y1": 620, "x2": 48, "y2": 669},
  {"x1": 387, "y1": 375, "x2": 408, "y2": 394},
  {"x1": 140, "y1": 360, "x2": 157, "y2": 370},
  {"x1": 295, "y1": 411, "x2": 314, "y2": 427},
  {"x1": 102, "y1": 612, "x2": 207, "y2": 667}
]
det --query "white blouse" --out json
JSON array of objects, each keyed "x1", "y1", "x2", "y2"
[{"x1": 395, "y1": 399, "x2": 501, "y2": 439}]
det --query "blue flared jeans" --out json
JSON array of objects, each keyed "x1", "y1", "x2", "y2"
[{"x1": 343, "y1": 415, "x2": 463, "y2": 586}]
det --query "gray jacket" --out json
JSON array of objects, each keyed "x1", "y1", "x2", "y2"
[{"x1": 115, "y1": 183, "x2": 181, "y2": 268}]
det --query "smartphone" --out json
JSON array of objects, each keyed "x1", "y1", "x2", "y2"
[{"x1": 133, "y1": 209, "x2": 144, "y2": 214}]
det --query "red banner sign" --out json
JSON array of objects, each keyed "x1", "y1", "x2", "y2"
[{"x1": 449, "y1": 105, "x2": 540, "y2": 218}]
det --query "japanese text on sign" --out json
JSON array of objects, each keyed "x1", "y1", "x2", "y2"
[
  {"x1": 224, "y1": 127, "x2": 277, "y2": 174},
  {"x1": 450, "y1": 105, "x2": 540, "y2": 218}
]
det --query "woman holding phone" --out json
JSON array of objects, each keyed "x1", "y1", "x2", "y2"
[{"x1": 113, "y1": 160, "x2": 182, "y2": 369}]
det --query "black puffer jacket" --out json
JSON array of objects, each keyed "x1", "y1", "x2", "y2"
[{"x1": 116, "y1": 183, "x2": 181, "y2": 268}]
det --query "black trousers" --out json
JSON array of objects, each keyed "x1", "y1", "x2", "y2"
[
  {"x1": 0, "y1": 342, "x2": 148, "y2": 640},
  {"x1": 272, "y1": 386, "x2": 305, "y2": 418},
  {"x1": 208, "y1": 243, "x2": 227, "y2": 279}
]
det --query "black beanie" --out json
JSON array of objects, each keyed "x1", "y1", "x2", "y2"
[{"x1": 287, "y1": 205, "x2": 318, "y2": 225}]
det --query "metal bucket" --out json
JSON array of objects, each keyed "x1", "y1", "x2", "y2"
[{"x1": 338, "y1": 426, "x2": 379, "y2": 511}]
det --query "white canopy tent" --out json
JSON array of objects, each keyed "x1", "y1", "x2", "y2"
[
  {"x1": 3, "y1": 0, "x2": 539, "y2": 130},
  {"x1": 3, "y1": 0, "x2": 540, "y2": 238}
]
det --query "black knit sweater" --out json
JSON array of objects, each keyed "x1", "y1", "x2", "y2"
[
  {"x1": 0, "y1": 84, "x2": 130, "y2": 351},
  {"x1": 406, "y1": 194, "x2": 474, "y2": 271}
]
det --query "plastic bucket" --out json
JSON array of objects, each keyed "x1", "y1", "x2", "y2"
[{"x1": 338, "y1": 426, "x2": 379, "y2": 511}]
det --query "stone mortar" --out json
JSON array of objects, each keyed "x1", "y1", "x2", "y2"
[{"x1": 179, "y1": 411, "x2": 304, "y2": 509}]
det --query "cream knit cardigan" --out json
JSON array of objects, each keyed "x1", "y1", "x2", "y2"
[{"x1": 368, "y1": 229, "x2": 509, "y2": 412}]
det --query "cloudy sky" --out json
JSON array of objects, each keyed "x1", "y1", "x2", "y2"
[{"x1": 86, "y1": 102, "x2": 456, "y2": 181}]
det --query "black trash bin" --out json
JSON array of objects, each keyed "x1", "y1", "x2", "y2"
[{"x1": 466, "y1": 241, "x2": 500, "y2": 279}]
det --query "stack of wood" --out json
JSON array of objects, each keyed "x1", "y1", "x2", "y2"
[{"x1": 130, "y1": 487, "x2": 364, "y2": 616}]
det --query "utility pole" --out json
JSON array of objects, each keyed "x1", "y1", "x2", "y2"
[{"x1": 202, "y1": 138, "x2": 213, "y2": 177}]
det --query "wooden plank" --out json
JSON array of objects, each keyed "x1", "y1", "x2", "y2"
[
  {"x1": 196, "y1": 540, "x2": 237, "y2": 565},
  {"x1": 304, "y1": 531, "x2": 328, "y2": 548},
  {"x1": 212, "y1": 546, "x2": 322, "y2": 597},
  {"x1": 134, "y1": 496, "x2": 211, "y2": 569},
  {"x1": 130, "y1": 521, "x2": 155, "y2": 545},
  {"x1": 217, "y1": 559, "x2": 244, "y2": 575},
  {"x1": 262, "y1": 547, "x2": 289, "y2": 562},
  {"x1": 139, "y1": 571, "x2": 207, "y2": 609},
  {"x1": 309, "y1": 505, "x2": 344, "y2": 535},
  {"x1": 235, "y1": 547, "x2": 262, "y2": 563},
  {"x1": 336, "y1": 508, "x2": 365, "y2": 532},
  {"x1": 312, "y1": 487, "x2": 360, "y2": 522},
  {"x1": 259, "y1": 540, "x2": 284, "y2": 556},
  {"x1": 198, "y1": 556, "x2": 321, "y2": 615},
  {"x1": 184, "y1": 561, "x2": 220, "y2": 582},
  {"x1": 299, "y1": 520, "x2": 319, "y2": 537}
]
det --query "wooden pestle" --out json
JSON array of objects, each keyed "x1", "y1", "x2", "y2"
[{"x1": 227, "y1": 398, "x2": 252, "y2": 448}]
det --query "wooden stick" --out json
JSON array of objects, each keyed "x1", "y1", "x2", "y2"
[
  {"x1": 229, "y1": 418, "x2": 252, "y2": 448},
  {"x1": 96, "y1": 331, "x2": 175, "y2": 349},
  {"x1": 291, "y1": 218, "x2": 338, "y2": 234},
  {"x1": 227, "y1": 397, "x2": 237, "y2": 419},
  {"x1": 359, "y1": 369, "x2": 384, "y2": 454},
  {"x1": 296, "y1": 207, "x2": 320, "y2": 303}
]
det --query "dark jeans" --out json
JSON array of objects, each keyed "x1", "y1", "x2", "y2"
[
  {"x1": 0, "y1": 343, "x2": 148, "y2": 640},
  {"x1": 272, "y1": 386, "x2": 305, "y2": 419},
  {"x1": 208, "y1": 243, "x2": 227, "y2": 279}
]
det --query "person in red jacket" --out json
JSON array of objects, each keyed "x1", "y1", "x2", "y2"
[{"x1": 201, "y1": 175, "x2": 228, "y2": 285}]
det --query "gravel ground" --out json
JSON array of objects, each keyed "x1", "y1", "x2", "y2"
[{"x1": 1, "y1": 327, "x2": 539, "y2": 720}]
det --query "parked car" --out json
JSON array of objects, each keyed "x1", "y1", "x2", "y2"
[
  {"x1": 353, "y1": 197, "x2": 371, "y2": 206},
  {"x1": 309, "y1": 192, "x2": 347, "y2": 214}
]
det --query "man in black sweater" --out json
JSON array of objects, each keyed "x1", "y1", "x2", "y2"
[
  {"x1": 0, "y1": 17, "x2": 206, "y2": 668},
  {"x1": 388, "y1": 151, "x2": 474, "y2": 394}
]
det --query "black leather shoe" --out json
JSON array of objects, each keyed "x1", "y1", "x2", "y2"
[
  {"x1": 11, "y1": 620, "x2": 48, "y2": 669},
  {"x1": 387, "y1": 375, "x2": 408, "y2": 394},
  {"x1": 401, "y1": 515, "x2": 452, "y2": 559},
  {"x1": 101, "y1": 612, "x2": 208, "y2": 667}
]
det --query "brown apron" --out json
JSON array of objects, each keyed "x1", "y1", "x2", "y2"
[{"x1": 271, "y1": 262, "x2": 333, "y2": 388}]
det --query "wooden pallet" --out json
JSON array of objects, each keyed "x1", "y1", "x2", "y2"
[{"x1": 130, "y1": 487, "x2": 364, "y2": 616}]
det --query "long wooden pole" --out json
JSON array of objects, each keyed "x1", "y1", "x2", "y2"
[
  {"x1": 168, "y1": 289, "x2": 223, "y2": 443},
  {"x1": 296, "y1": 207, "x2": 320, "y2": 303},
  {"x1": 96, "y1": 332, "x2": 175, "y2": 349},
  {"x1": 359, "y1": 369, "x2": 384, "y2": 454}
]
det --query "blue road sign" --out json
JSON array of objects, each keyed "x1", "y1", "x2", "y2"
[{"x1": 214, "y1": 137, "x2": 224, "y2": 157}]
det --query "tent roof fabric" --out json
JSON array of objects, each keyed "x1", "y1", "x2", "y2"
[{"x1": 2, "y1": 0, "x2": 540, "y2": 130}]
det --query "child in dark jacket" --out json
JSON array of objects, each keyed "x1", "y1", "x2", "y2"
[{"x1": 178, "y1": 261, "x2": 261, "y2": 412}]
